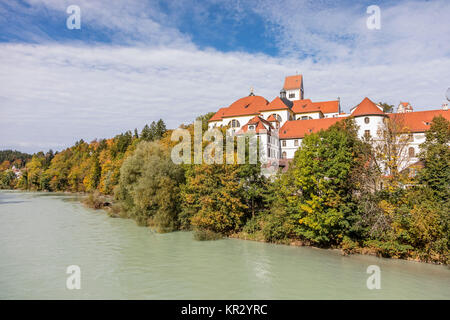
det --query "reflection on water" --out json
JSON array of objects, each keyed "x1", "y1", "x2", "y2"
[{"x1": 0, "y1": 190, "x2": 449, "y2": 300}]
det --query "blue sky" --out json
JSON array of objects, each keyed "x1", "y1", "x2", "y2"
[{"x1": 0, "y1": 0, "x2": 449, "y2": 153}]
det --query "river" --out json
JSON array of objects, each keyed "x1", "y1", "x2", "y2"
[{"x1": 0, "y1": 191, "x2": 449, "y2": 299}]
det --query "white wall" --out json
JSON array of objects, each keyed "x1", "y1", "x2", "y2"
[
  {"x1": 294, "y1": 112, "x2": 322, "y2": 120},
  {"x1": 353, "y1": 115, "x2": 386, "y2": 140},
  {"x1": 286, "y1": 89, "x2": 301, "y2": 101},
  {"x1": 260, "y1": 110, "x2": 292, "y2": 127},
  {"x1": 280, "y1": 138, "x2": 302, "y2": 159}
]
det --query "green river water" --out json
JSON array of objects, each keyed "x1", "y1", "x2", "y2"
[{"x1": 0, "y1": 191, "x2": 449, "y2": 299}]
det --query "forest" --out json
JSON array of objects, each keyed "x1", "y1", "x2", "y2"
[{"x1": 1, "y1": 114, "x2": 449, "y2": 264}]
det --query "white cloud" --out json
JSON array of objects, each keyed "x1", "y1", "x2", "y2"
[{"x1": 0, "y1": 1, "x2": 449, "y2": 153}]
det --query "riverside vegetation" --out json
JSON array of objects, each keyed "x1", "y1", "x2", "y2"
[{"x1": 1, "y1": 114, "x2": 449, "y2": 264}]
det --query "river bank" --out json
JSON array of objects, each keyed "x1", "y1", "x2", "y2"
[
  {"x1": 3, "y1": 189, "x2": 448, "y2": 266},
  {"x1": 78, "y1": 190, "x2": 448, "y2": 266}
]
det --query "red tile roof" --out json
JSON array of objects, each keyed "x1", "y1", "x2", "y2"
[
  {"x1": 237, "y1": 116, "x2": 274, "y2": 134},
  {"x1": 389, "y1": 110, "x2": 450, "y2": 133},
  {"x1": 208, "y1": 95, "x2": 268, "y2": 121},
  {"x1": 283, "y1": 75, "x2": 303, "y2": 90},
  {"x1": 267, "y1": 114, "x2": 278, "y2": 122},
  {"x1": 291, "y1": 99, "x2": 339, "y2": 114},
  {"x1": 351, "y1": 97, "x2": 384, "y2": 116},
  {"x1": 291, "y1": 99, "x2": 320, "y2": 114},
  {"x1": 209, "y1": 107, "x2": 226, "y2": 122},
  {"x1": 259, "y1": 96, "x2": 290, "y2": 111},
  {"x1": 279, "y1": 117, "x2": 342, "y2": 139},
  {"x1": 317, "y1": 100, "x2": 339, "y2": 114}
]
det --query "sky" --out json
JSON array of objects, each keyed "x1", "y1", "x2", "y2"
[{"x1": 0, "y1": 0, "x2": 449, "y2": 153}]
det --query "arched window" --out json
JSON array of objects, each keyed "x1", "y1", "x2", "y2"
[
  {"x1": 282, "y1": 151, "x2": 287, "y2": 159},
  {"x1": 270, "y1": 114, "x2": 282, "y2": 122},
  {"x1": 227, "y1": 119, "x2": 240, "y2": 128},
  {"x1": 364, "y1": 117, "x2": 370, "y2": 124},
  {"x1": 408, "y1": 147, "x2": 415, "y2": 158}
]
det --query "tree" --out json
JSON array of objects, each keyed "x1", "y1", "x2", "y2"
[
  {"x1": 285, "y1": 119, "x2": 366, "y2": 244},
  {"x1": 372, "y1": 115, "x2": 411, "y2": 186},
  {"x1": 115, "y1": 141, "x2": 185, "y2": 232},
  {"x1": 418, "y1": 115, "x2": 450, "y2": 201},
  {"x1": 140, "y1": 119, "x2": 167, "y2": 142},
  {"x1": 182, "y1": 161, "x2": 247, "y2": 234},
  {"x1": 378, "y1": 102, "x2": 394, "y2": 113}
]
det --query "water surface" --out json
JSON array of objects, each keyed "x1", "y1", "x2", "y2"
[{"x1": 0, "y1": 191, "x2": 449, "y2": 299}]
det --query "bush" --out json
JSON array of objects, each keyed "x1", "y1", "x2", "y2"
[
  {"x1": 364, "y1": 239, "x2": 412, "y2": 258},
  {"x1": 262, "y1": 208, "x2": 294, "y2": 242},
  {"x1": 242, "y1": 215, "x2": 262, "y2": 234},
  {"x1": 341, "y1": 236, "x2": 359, "y2": 254},
  {"x1": 193, "y1": 229, "x2": 223, "y2": 241},
  {"x1": 83, "y1": 191, "x2": 111, "y2": 209}
]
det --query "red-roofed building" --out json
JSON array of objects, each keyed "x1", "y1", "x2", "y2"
[
  {"x1": 206, "y1": 75, "x2": 448, "y2": 174},
  {"x1": 279, "y1": 118, "x2": 342, "y2": 158},
  {"x1": 397, "y1": 102, "x2": 413, "y2": 113},
  {"x1": 282, "y1": 75, "x2": 304, "y2": 101}
]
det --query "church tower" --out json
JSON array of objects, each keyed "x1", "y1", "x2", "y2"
[{"x1": 282, "y1": 75, "x2": 303, "y2": 101}]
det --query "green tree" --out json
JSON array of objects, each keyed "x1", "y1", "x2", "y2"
[
  {"x1": 115, "y1": 141, "x2": 185, "y2": 232},
  {"x1": 287, "y1": 120, "x2": 366, "y2": 244},
  {"x1": 418, "y1": 115, "x2": 450, "y2": 201},
  {"x1": 378, "y1": 102, "x2": 394, "y2": 113}
]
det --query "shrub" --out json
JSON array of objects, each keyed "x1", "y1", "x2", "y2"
[
  {"x1": 262, "y1": 208, "x2": 295, "y2": 242},
  {"x1": 193, "y1": 229, "x2": 223, "y2": 241},
  {"x1": 242, "y1": 215, "x2": 262, "y2": 234}
]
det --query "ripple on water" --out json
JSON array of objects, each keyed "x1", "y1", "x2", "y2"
[{"x1": 0, "y1": 191, "x2": 449, "y2": 299}]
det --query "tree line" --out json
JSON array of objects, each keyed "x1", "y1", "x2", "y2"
[{"x1": 0, "y1": 114, "x2": 448, "y2": 264}]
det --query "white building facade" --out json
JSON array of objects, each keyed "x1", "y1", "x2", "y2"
[{"x1": 208, "y1": 74, "x2": 450, "y2": 173}]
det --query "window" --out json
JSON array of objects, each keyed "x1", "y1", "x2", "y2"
[
  {"x1": 282, "y1": 151, "x2": 287, "y2": 159},
  {"x1": 289, "y1": 93, "x2": 295, "y2": 99},
  {"x1": 268, "y1": 148, "x2": 271, "y2": 158},
  {"x1": 364, "y1": 130, "x2": 371, "y2": 139},
  {"x1": 294, "y1": 139, "x2": 299, "y2": 146},
  {"x1": 364, "y1": 117, "x2": 370, "y2": 124},
  {"x1": 270, "y1": 114, "x2": 282, "y2": 122},
  {"x1": 408, "y1": 147, "x2": 415, "y2": 158},
  {"x1": 408, "y1": 133, "x2": 414, "y2": 142},
  {"x1": 282, "y1": 140, "x2": 286, "y2": 147},
  {"x1": 249, "y1": 125, "x2": 254, "y2": 130},
  {"x1": 228, "y1": 119, "x2": 240, "y2": 128}
]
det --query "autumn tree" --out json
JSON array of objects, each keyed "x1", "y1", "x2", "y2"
[
  {"x1": 115, "y1": 141, "x2": 185, "y2": 232},
  {"x1": 372, "y1": 114, "x2": 412, "y2": 187},
  {"x1": 284, "y1": 119, "x2": 367, "y2": 244}
]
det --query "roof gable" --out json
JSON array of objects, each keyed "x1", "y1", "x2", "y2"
[
  {"x1": 279, "y1": 117, "x2": 342, "y2": 139},
  {"x1": 351, "y1": 97, "x2": 384, "y2": 116},
  {"x1": 259, "y1": 96, "x2": 291, "y2": 111},
  {"x1": 283, "y1": 75, "x2": 303, "y2": 90},
  {"x1": 389, "y1": 109, "x2": 450, "y2": 133}
]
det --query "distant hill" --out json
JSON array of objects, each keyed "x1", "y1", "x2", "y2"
[{"x1": 0, "y1": 150, "x2": 32, "y2": 165}]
